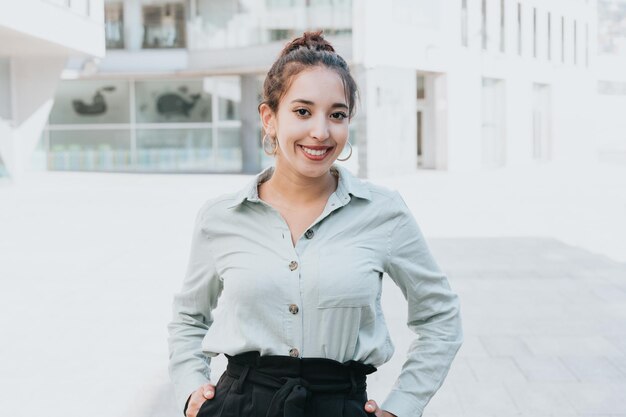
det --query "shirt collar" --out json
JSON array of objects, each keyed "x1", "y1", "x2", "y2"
[{"x1": 226, "y1": 164, "x2": 371, "y2": 209}]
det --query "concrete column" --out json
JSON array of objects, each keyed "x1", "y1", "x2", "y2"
[
  {"x1": 0, "y1": 56, "x2": 66, "y2": 179},
  {"x1": 240, "y1": 74, "x2": 261, "y2": 174},
  {"x1": 124, "y1": 0, "x2": 143, "y2": 51}
]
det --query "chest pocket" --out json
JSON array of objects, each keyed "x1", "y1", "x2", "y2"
[{"x1": 316, "y1": 247, "x2": 380, "y2": 309}]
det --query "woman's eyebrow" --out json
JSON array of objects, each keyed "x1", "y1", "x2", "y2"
[{"x1": 290, "y1": 99, "x2": 348, "y2": 109}]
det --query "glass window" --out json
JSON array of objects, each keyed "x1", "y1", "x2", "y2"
[
  {"x1": 48, "y1": 130, "x2": 132, "y2": 171},
  {"x1": 135, "y1": 79, "x2": 211, "y2": 123},
  {"x1": 105, "y1": 2, "x2": 124, "y2": 49},
  {"x1": 0, "y1": 58, "x2": 10, "y2": 120},
  {"x1": 533, "y1": 8, "x2": 537, "y2": 58},
  {"x1": 214, "y1": 76, "x2": 241, "y2": 121},
  {"x1": 561, "y1": 16, "x2": 565, "y2": 63},
  {"x1": 417, "y1": 75, "x2": 425, "y2": 99},
  {"x1": 517, "y1": 3, "x2": 522, "y2": 55},
  {"x1": 142, "y1": 2, "x2": 186, "y2": 49},
  {"x1": 461, "y1": 0, "x2": 468, "y2": 47},
  {"x1": 49, "y1": 80, "x2": 130, "y2": 125},
  {"x1": 547, "y1": 12, "x2": 552, "y2": 60},
  {"x1": 586, "y1": 23, "x2": 589, "y2": 67},
  {"x1": 573, "y1": 20, "x2": 578, "y2": 65},
  {"x1": 136, "y1": 128, "x2": 212, "y2": 171},
  {"x1": 598, "y1": 80, "x2": 626, "y2": 95},
  {"x1": 500, "y1": 0, "x2": 505, "y2": 52},
  {"x1": 598, "y1": 0, "x2": 626, "y2": 56},
  {"x1": 482, "y1": 0, "x2": 487, "y2": 50},
  {"x1": 216, "y1": 127, "x2": 242, "y2": 172},
  {"x1": 266, "y1": 0, "x2": 298, "y2": 8}
]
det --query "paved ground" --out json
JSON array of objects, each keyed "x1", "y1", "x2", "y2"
[{"x1": 0, "y1": 160, "x2": 625, "y2": 417}]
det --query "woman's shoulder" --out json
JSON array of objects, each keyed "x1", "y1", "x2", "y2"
[
  {"x1": 340, "y1": 168, "x2": 412, "y2": 218},
  {"x1": 194, "y1": 191, "x2": 242, "y2": 223},
  {"x1": 335, "y1": 164, "x2": 400, "y2": 204}
]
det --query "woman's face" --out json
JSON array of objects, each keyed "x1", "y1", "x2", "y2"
[{"x1": 261, "y1": 66, "x2": 350, "y2": 180}]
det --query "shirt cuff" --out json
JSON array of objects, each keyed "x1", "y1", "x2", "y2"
[
  {"x1": 174, "y1": 373, "x2": 211, "y2": 414},
  {"x1": 381, "y1": 390, "x2": 425, "y2": 417}
]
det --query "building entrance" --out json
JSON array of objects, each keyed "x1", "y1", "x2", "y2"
[{"x1": 416, "y1": 72, "x2": 446, "y2": 169}]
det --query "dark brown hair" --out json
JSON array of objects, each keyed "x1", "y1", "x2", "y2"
[{"x1": 258, "y1": 30, "x2": 358, "y2": 120}]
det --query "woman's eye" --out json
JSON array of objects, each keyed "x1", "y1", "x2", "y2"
[
  {"x1": 332, "y1": 112, "x2": 348, "y2": 120},
  {"x1": 295, "y1": 109, "x2": 310, "y2": 116}
]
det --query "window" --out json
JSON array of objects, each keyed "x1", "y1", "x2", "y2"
[
  {"x1": 461, "y1": 0, "x2": 468, "y2": 47},
  {"x1": 482, "y1": 0, "x2": 487, "y2": 50},
  {"x1": 142, "y1": 2, "x2": 186, "y2": 49},
  {"x1": 547, "y1": 12, "x2": 552, "y2": 60},
  {"x1": 533, "y1": 7, "x2": 537, "y2": 58},
  {"x1": 0, "y1": 58, "x2": 10, "y2": 120},
  {"x1": 573, "y1": 20, "x2": 578, "y2": 65},
  {"x1": 561, "y1": 16, "x2": 565, "y2": 63},
  {"x1": 517, "y1": 3, "x2": 522, "y2": 55},
  {"x1": 585, "y1": 23, "x2": 589, "y2": 67},
  {"x1": 104, "y1": 2, "x2": 124, "y2": 49},
  {"x1": 598, "y1": 80, "x2": 626, "y2": 95},
  {"x1": 500, "y1": 0, "x2": 505, "y2": 52},
  {"x1": 598, "y1": 0, "x2": 626, "y2": 56}
]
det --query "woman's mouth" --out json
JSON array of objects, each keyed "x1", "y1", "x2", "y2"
[{"x1": 298, "y1": 145, "x2": 333, "y2": 160}]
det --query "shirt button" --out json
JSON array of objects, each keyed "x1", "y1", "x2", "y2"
[
  {"x1": 304, "y1": 229, "x2": 314, "y2": 239},
  {"x1": 289, "y1": 304, "x2": 299, "y2": 314},
  {"x1": 289, "y1": 348, "x2": 300, "y2": 357},
  {"x1": 289, "y1": 261, "x2": 298, "y2": 271}
]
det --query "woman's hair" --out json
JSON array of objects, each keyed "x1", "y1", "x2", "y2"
[{"x1": 258, "y1": 30, "x2": 358, "y2": 120}]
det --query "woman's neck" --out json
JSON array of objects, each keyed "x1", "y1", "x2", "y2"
[{"x1": 261, "y1": 163, "x2": 338, "y2": 207}]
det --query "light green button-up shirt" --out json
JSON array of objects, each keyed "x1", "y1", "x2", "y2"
[{"x1": 167, "y1": 163, "x2": 463, "y2": 417}]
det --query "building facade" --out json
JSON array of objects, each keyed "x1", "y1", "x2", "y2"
[
  {"x1": 0, "y1": 0, "x2": 105, "y2": 178},
  {"x1": 595, "y1": 0, "x2": 626, "y2": 164},
  {"x1": 40, "y1": 0, "x2": 598, "y2": 178}
]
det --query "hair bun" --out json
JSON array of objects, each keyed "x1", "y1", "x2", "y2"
[{"x1": 280, "y1": 30, "x2": 335, "y2": 57}]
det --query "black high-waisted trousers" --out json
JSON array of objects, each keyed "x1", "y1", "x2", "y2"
[{"x1": 196, "y1": 351, "x2": 378, "y2": 417}]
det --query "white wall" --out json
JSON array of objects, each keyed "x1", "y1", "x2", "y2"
[
  {"x1": 0, "y1": 0, "x2": 105, "y2": 57},
  {"x1": 0, "y1": 0, "x2": 105, "y2": 178},
  {"x1": 361, "y1": 66, "x2": 417, "y2": 178},
  {"x1": 352, "y1": 0, "x2": 596, "y2": 174}
]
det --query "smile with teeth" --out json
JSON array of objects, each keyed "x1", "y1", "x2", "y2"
[{"x1": 300, "y1": 145, "x2": 331, "y2": 156}]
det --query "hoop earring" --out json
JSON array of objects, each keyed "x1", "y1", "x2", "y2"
[
  {"x1": 262, "y1": 133, "x2": 278, "y2": 156},
  {"x1": 336, "y1": 141, "x2": 353, "y2": 162}
]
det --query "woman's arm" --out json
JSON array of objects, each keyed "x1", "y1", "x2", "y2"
[
  {"x1": 167, "y1": 206, "x2": 223, "y2": 413},
  {"x1": 381, "y1": 191, "x2": 463, "y2": 417}
]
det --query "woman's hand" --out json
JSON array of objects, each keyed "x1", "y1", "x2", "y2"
[
  {"x1": 364, "y1": 399, "x2": 397, "y2": 417},
  {"x1": 185, "y1": 383, "x2": 216, "y2": 417}
]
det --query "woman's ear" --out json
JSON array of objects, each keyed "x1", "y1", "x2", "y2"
[{"x1": 259, "y1": 103, "x2": 276, "y2": 137}]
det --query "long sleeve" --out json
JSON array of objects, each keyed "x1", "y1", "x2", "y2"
[
  {"x1": 381, "y1": 191, "x2": 463, "y2": 417},
  {"x1": 167, "y1": 206, "x2": 223, "y2": 413}
]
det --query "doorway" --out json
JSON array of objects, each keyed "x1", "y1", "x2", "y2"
[
  {"x1": 532, "y1": 83, "x2": 552, "y2": 161},
  {"x1": 481, "y1": 78, "x2": 506, "y2": 168},
  {"x1": 416, "y1": 72, "x2": 446, "y2": 169}
]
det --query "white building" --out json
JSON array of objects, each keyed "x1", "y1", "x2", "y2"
[
  {"x1": 0, "y1": 0, "x2": 105, "y2": 178},
  {"x1": 40, "y1": 0, "x2": 599, "y2": 177},
  {"x1": 595, "y1": 0, "x2": 626, "y2": 164}
]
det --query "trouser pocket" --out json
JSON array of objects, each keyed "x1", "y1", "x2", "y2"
[{"x1": 197, "y1": 373, "x2": 235, "y2": 417}]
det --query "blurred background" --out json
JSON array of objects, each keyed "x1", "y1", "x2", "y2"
[
  {"x1": 1, "y1": 1, "x2": 625, "y2": 417},
  {"x1": 1, "y1": 0, "x2": 625, "y2": 178}
]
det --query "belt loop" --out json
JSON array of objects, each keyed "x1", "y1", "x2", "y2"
[{"x1": 234, "y1": 364, "x2": 251, "y2": 394}]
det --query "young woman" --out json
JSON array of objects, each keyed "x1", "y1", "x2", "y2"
[{"x1": 168, "y1": 31, "x2": 462, "y2": 417}]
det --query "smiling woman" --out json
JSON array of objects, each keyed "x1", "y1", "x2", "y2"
[{"x1": 168, "y1": 31, "x2": 463, "y2": 417}]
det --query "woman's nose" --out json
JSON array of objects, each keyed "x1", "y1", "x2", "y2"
[{"x1": 310, "y1": 116, "x2": 330, "y2": 141}]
